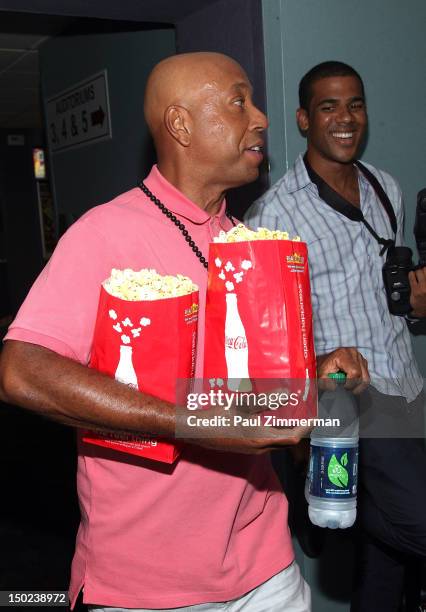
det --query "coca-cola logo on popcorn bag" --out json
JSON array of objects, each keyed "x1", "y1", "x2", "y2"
[{"x1": 225, "y1": 336, "x2": 248, "y2": 350}]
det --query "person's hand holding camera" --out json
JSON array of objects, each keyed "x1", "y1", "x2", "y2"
[{"x1": 409, "y1": 266, "x2": 426, "y2": 317}]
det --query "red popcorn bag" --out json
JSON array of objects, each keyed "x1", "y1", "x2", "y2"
[
  {"x1": 83, "y1": 269, "x2": 198, "y2": 463},
  {"x1": 204, "y1": 225, "x2": 317, "y2": 421}
]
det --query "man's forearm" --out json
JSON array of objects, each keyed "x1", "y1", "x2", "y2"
[
  {"x1": 0, "y1": 340, "x2": 311, "y2": 453},
  {"x1": 0, "y1": 340, "x2": 372, "y2": 455},
  {"x1": 0, "y1": 340, "x2": 175, "y2": 436}
]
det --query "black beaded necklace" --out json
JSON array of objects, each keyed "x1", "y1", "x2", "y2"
[{"x1": 138, "y1": 181, "x2": 236, "y2": 269}]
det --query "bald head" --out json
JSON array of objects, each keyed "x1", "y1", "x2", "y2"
[
  {"x1": 143, "y1": 52, "x2": 267, "y2": 200},
  {"x1": 144, "y1": 52, "x2": 245, "y2": 139}
]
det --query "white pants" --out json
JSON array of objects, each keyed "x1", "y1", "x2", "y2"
[{"x1": 89, "y1": 561, "x2": 311, "y2": 612}]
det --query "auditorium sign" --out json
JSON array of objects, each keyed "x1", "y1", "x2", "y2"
[{"x1": 46, "y1": 70, "x2": 112, "y2": 153}]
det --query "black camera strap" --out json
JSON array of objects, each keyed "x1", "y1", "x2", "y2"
[
  {"x1": 355, "y1": 162, "x2": 397, "y2": 233},
  {"x1": 304, "y1": 155, "x2": 397, "y2": 255}
]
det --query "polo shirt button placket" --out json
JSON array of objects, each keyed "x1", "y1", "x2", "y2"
[{"x1": 210, "y1": 217, "x2": 221, "y2": 240}]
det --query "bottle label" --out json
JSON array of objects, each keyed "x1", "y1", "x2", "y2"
[
  {"x1": 225, "y1": 335, "x2": 248, "y2": 350},
  {"x1": 308, "y1": 444, "x2": 358, "y2": 499}
]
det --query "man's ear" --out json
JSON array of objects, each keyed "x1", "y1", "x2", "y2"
[
  {"x1": 164, "y1": 105, "x2": 191, "y2": 147},
  {"x1": 296, "y1": 108, "x2": 309, "y2": 134}
]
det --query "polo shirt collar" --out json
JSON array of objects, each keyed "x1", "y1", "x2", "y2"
[{"x1": 144, "y1": 164, "x2": 228, "y2": 227}]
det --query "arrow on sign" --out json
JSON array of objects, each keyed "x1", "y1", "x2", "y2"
[{"x1": 91, "y1": 106, "x2": 105, "y2": 127}]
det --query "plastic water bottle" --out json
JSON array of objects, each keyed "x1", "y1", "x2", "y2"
[{"x1": 306, "y1": 372, "x2": 359, "y2": 529}]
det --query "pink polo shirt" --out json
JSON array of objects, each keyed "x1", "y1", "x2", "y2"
[{"x1": 5, "y1": 166, "x2": 294, "y2": 609}]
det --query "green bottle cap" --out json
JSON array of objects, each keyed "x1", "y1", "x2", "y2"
[{"x1": 327, "y1": 371, "x2": 347, "y2": 381}]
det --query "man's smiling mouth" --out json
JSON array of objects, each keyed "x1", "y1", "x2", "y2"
[{"x1": 331, "y1": 132, "x2": 355, "y2": 139}]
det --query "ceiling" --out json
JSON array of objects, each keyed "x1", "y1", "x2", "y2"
[
  {"x1": 0, "y1": 1, "x2": 219, "y2": 23},
  {"x1": 0, "y1": 32, "x2": 46, "y2": 128},
  {"x1": 0, "y1": 1, "x2": 219, "y2": 129},
  {"x1": 0, "y1": 13, "x2": 75, "y2": 128}
]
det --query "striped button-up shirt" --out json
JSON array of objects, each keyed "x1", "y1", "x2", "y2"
[{"x1": 244, "y1": 154, "x2": 422, "y2": 402}]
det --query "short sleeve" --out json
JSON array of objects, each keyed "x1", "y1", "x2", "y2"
[{"x1": 5, "y1": 216, "x2": 115, "y2": 365}]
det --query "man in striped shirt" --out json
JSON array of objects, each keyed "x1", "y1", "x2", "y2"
[{"x1": 245, "y1": 61, "x2": 426, "y2": 611}]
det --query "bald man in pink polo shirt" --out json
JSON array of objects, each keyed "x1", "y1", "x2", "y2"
[{"x1": 0, "y1": 53, "x2": 368, "y2": 611}]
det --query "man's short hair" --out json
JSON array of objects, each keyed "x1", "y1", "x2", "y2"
[{"x1": 299, "y1": 61, "x2": 365, "y2": 111}]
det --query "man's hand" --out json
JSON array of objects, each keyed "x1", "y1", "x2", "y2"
[
  {"x1": 409, "y1": 267, "x2": 426, "y2": 318},
  {"x1": 316, "y1": 347, "x2": 369, "y2": 394}
]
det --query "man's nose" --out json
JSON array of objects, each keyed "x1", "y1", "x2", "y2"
[
  {"x1": 250, "y1": 104, "x2": 268, "y2": 131},
  {"x1": 336, "y1": 106, "x2": 353, "y2": 123}
]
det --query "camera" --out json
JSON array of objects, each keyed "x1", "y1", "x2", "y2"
[{"x1": 383, "y1": 189, "x2": 426, "y2": 316}]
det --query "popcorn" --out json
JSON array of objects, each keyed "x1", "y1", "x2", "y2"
[
  {"x1": 103, "y1": 268, "x2": 198, "y2": 301},
  {"x1": 208, "y1": 377, "x2": 224, "y2": 388},
  {"x1": 214, "y1": 223, "x2": 300, "y2": 243}
]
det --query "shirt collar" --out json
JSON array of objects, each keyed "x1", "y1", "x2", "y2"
[
  {"x1": 143, "y1": 164, "x2": 228, "y2": 227},
  {"x1": 288, "y1": 153, "x2": 370, "y2": 194},
  {"x1": 285, "y1": 154, "x2": 313, "y2": 193}
]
